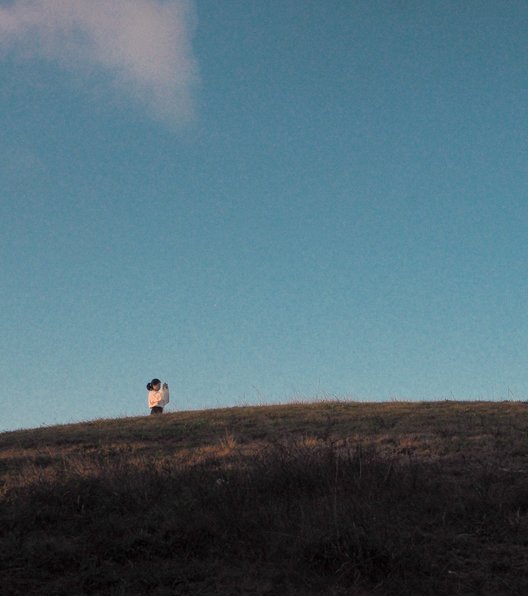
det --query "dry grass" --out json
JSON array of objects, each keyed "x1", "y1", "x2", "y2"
[{"x1": 1, "y1": 400, "x2": 528, "y2": 594}]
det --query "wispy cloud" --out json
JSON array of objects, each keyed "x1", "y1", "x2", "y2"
[{"x1": 0, "y1": 0, "x2": 199, "y2": 126}]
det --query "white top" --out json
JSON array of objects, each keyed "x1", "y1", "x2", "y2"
[{"x1": 148, "y1": 387, "x2": 170, "y2": 408}]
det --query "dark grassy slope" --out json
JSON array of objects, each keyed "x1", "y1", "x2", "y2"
[{"x1": 1, "y1": 401, "x2": 528, "y2": 595}]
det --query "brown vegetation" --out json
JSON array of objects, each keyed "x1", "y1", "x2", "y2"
[{"x1": 1, "y1": 400, "x2": 528, "y2": 594}]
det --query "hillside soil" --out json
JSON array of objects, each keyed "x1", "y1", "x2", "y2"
[{"x1": 1, "y1": 400, "x2": 528, "y2": 595}]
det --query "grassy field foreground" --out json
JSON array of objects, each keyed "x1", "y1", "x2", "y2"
[{"x1": 1, "y1": 400, "x2": 528, "y2": 595}]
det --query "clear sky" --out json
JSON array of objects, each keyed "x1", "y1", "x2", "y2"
[{"x1": 1, "y1": 0, "x2": 527, "y2": 432}]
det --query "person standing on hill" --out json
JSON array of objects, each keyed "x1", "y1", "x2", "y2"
[{"x1": 146, "y1": 378, "x2": 169, "y2": 415}]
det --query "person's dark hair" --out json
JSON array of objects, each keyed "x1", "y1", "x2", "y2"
[{"x1": 146, "y1": 378, "x2": 161, "y2": 391}]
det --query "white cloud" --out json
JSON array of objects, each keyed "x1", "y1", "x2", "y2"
[{"x1": 0, "y1": 0, "x2": 199, "y2": 126}]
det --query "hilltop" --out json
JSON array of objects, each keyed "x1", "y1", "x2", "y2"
[{"x1": 1, "y1": 400, "x2": 528, "y2": 595}]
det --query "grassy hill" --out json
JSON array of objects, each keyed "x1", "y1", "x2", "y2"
[{"x1": 1, "y1": 400, "x2": 528, "y2": 595}]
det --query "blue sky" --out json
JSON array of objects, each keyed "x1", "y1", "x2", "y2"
[{"x1": 1, "y1": 0, "x2": 527, "y2": 432}]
